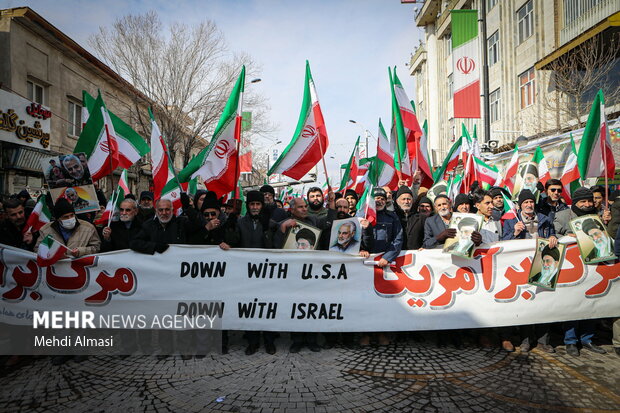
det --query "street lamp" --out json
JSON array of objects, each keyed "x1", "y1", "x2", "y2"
[
  {"x1": 266, "y1": 140, "x2": 282, "y2": 182},
  {"x1": 250, "y1": 78, "x2": 262, "y2": 84},
  {"x1": 348, "y1": 119, "x2": 373, "y2": 159}
]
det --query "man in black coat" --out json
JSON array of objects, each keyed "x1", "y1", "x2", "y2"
[
  {"x1": 393, "y1": 186, "x2": 429, "y2": 250},
  {"x1": 0, "y1": 198, "x2": 36, "y2": 251},
  {"x1": 101, "y1": 198, "x2": 143, "y2": 252}
]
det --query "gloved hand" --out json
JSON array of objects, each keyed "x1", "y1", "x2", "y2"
[
  {"x1": 180, "y1": 192, "x2": 190, "y2": 210},
  {"x1": 536, "y1": 181, "x2": 545, "y2": 192},
  {"x1": 436, "y1": 228, "x2": 457, "y2": 242},
  {"x1": 471, "y1": 231, "x2": 482, "y2": 246},
  {"x1": 155, "y1": 243, "x2": 169, "y2": 253},
  {"x1": 470, "y1": 181, "x2": 480, "y2": 192}
]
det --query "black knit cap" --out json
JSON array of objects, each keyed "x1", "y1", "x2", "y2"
[
  {"x1": 571, "y1": 187, "x2": 593, "y2": 203},
  {"x1": 53, "y1": 198, "x2": 75, "y2": 219},
  {"x1": 372, "y1": 187, "x2": 387, "y2": 199},
  {"x1": 489, "y1": 187, "x2": 503, "y2": 198},
  {"x1": 345, "y1": 189, "x2": 359, "y2": 201},
  {"x1": 395, "y1": 185, "x2": 413, "y2": 200},
  {"x1": 140, "y1": 191, "x2": 154, "y2": 201},
  {"x1": 259, "y1": 185, "x2": 275, "y2": 195},
  {"x1": 541, "y1": 245, "x2": 560, "y2": 261},
  {"x1": 418, "y1": 196, "x2": 432, "y2": 206},
  {"x1": 246, "y1": 190, "x2": 264, "y2": 204},
  {"x1": 200, "y1": 191, "x2": 220, "y2": 211},
  {"x1": 518, "y1": 189, "x2": 536, "y2": 206},
  {"x1": 454, "y1": 193, "x2": 470, "y2": 208}
]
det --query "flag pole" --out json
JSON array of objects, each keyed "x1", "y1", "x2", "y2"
[
  {"x1": 602, "y1": 136, "x2": 609, "y2": 212},
  {"x1": 317, "y1": 131, "x2": 330, "y2": 189}
]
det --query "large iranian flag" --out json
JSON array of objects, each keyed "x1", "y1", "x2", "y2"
[
  {"x1": 178, "y1": 66, "x2": 245, "y2": 198},
  {"x1": 23, "y1": 193, "x2": 52, "y2": 233},
  {"x1": 562, "y1": 134, "x2": 581, "y2": 204},
  {"x1": 451, "y1": 10, "x2": 481, "y2": 118},
  {"x1": 501, "y1": 145, "x2": 519, "y2": 193},
  {"x1": 577, "y1": 89, "x2": 616, "y2": 179},
  {"x1": 269, "y1": 61, "x2": 329, "y2": 180},
  {"x1": 473, "y1": 156, "x2": 499, "y2": 186},
  {"x1": 80, "y1": 91, "x2": 150, "y2": 176},
  {"x1": 37, "y1": 235, "x2": 69, "y2": 267}
]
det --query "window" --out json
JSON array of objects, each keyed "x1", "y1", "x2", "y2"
[
  {"x1": 517, "y1": 0, "x2": 533, "y2": 44},
  {"x1": 487, "y1": 0, "x2": 499, "y2": 10},
  {"x1": 448, "y1": 74, "x2": 453, "y2": 98},
  {"x1": 490, "y1": 88, "x2": 501, "y2": 123},
  {"x1": 487, "y1": 31, "x2": 500, "y2": 66},
  {"x1": 67, "y1": 100, "x2": 82, "y2": 137},
  {"x1": 519, "y1": 68, "x2": 535, "y2": 109},
  {"x1": 27, "y1": 80, "x2": 45, "y2": 104},
  {"x1": 446, "y1": 34, "x2": 452, "y2": 55}
]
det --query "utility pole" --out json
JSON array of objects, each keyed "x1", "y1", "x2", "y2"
[{"x1": 479, "y1": 0, "x2": 491, "y2": 144}]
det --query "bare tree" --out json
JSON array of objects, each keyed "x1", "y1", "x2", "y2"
[
  {"x1": 89, "y1": 11, "x2": 275, "y2": 167},
  {"x1": 544, "y1": 33, "x2": 620, "y2": 130}
]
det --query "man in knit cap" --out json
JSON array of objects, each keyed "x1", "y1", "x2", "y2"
[
  {"x1": 502, "y1": 189, "x2": 556, "y2": 245},
  {"x1": 553, "y1": 187, "x2": 598, "y2": 236},
  {"x1": 260, "y1": 184, "x2": 288, "y2": 222},
  {"x1": 393, "y1": 185, "x2": 427, "y2": 249},
  {"x1": 344, "y1": 189, "x2": 359, "y2": 216},
  {"x1": 489, "y1": 187, "x2": 505, "y2": 221},
  {"x1": 453, "y1": 194, "x2": 471, "y2": 213}
]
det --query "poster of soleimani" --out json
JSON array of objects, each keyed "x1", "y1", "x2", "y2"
[
  {"x1": 570, "y1": 215, "x2": 617, "y2": 264},
  {"x1": 40, "y1": 152, "x2": 99, "y2": 214},
  {"x1": 528, "y1": 238, "x2": 566, "y2": 290},
  {"x1": 329, "y1": 218, "x2": 362, "y2": 254},
  {"x1": 283, "y1": 220, "x2": 322, "y2": 251},
  {"x1": 443, "y1": 213, "x2": 483, "y2": 259}
]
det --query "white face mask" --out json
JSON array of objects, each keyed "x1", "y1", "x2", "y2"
[{"x1": 60, "y1": 217, "x2": 76, "y2": 229}]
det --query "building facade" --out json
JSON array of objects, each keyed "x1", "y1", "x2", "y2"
[{"x1": 408, "y1": 0, "x2": 620, "y2": 164}]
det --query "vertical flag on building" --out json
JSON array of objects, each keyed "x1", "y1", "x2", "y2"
[
  {"x1": 577, "y1": 89, "x2": 616, "y2": 179},
  {"x1": 37, "y1": 235, "x2": 69, "y2": 267},
  {"x1": 433, "y1": 137, "x2": 462, "y2": 183},
  {"x1": 501, "y1": 145, "x2": 520, "y2": 193},
  {"x1": 79, "y1": 91, "x2": 150, "y2": 175},
  {"x1": 561, "y1": 134, "x2": 581, "y2": 204},
  {"x1": 178, "y1": 66, "x2": 245, "y2": 198},
  {"x1": 269, "y1": 61, "x2": 329, "y2": 180},
  {"x1": 451, "y1": 10, "x2": 481, "y2": 118},
  {"x1": 356, "y1": 185, "x2": 376, "y2": 225},
  {"x1": 339, "y1": 137, "x2": 360, "y2": 191},
  {"x1": 23, "y1": 193, "x2": 52, "y2": 234},
  {"x1": 531, "y1": 147, "x2": 551, "y2": 186}
]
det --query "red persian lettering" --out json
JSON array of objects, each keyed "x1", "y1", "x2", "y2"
[
  {"x1": 557, "y1": 244, "x2": 585, "y2": 285},
  {"x1": 0, "y1": 259, "x2": 6, "y2": 287},
  {"x1": 473, "y1": 247, "x2": 501, "y2": 291},
  {"x1": 430, "y1": 267, "x2": 476, "y2": 308},
  {"x1": 585, "y1": 261, "x2": 620, "y2": 297},
  {"x1": 374, "y1": 253, "x2": 432, "y2": 296},
  {"x1": 2, "y1": 260, "x2": 40, "y2": 301},
  {"x1": 45, "y1": 256, "x2": 95, "y2": 292},
  {"x1": 494, "y1": 257, "x2": 532, "y2": 301},
  {"x1": 85, "y1": 267, "x2": 136, "y2": 305}
]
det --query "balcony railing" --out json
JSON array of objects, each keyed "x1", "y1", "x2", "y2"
[{"x1": 561, "y1": 0, "x2": 619, "y2": 45}]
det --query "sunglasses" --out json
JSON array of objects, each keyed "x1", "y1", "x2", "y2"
[
  {"x1": 548, "y1": 188, "x2": 562, "y2": 193},
  {"x1": 203, "y1": 211, "x2": 218, "y2": 217}
]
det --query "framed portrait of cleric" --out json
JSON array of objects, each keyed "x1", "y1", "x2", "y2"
[
  {"x1": 443, "y1": 213, "x2": 483, "y2": 259},
  {"x1": 570, "y1": 215, "x2": 617, "y2": 264},
  {"x1": 283, "y1": 220, "x2": 322, "y2": 251},
  {"x1": 513, "y1": 162, "x2": 540, "y2": 200},
  {"x1": 328, "y1": 218, "x2": 362, "y2": 254},
  {"x1": 528, "y1": 238, "x2": 566, "y2": 290},
  {"x1": 40, "y1": 153, "x2": 99, "y2": 214},
  {"x1": 427, "y1": 180, "x2": 447, "y2": 203}
]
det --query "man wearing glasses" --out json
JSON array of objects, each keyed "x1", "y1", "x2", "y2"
[
  {"x1": 101, "y1": 198, "x2": 143, "y2": 252},
  {"x1": 537, "y1": 179, "x2": 568, "y2": 222}
]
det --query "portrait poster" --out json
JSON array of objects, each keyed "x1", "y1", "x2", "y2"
[
  {"x1": 443, "y1": 213, "x2": 483, "y2": 259},
  {"x1": 569, "y1": 214, "x2": 617, "y2": 264},
  {"x1": 427, "y1": 180, "x2": 447, "y2": 203},
  {"x1": 282, "y1": 220, "x2": 322, "y2": 251},
  {"x1": 528, "y1": 238, "x2": 566, "y2": 290},
  {"x1": 40, "y1": 153, "x2": 99, "y2": 214},
  {"x1": 512, "y1": 162, "x2": 540, "y2": 200},
  {"x1": 329, "y1": 218, "x2": 362, "y2": 255}
]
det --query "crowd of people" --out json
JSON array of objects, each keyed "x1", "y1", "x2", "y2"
[{"x1": 1, "y1": 178, "x2": 619, "y2": 364}]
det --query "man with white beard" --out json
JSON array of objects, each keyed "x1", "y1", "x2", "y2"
[
  {"x1": 581, "y1": 217, "x2": 614, "y2": 262},
  {"x1": 101, "y1": 198, "x2": 143, "y2": 251}
]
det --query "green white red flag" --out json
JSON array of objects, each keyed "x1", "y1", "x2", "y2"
[
  {"x1": 23, "y1": 193, "x2": 52, "y2": 233},
  {"x1": 149, "y1": 108, "x2": 173, "y2": 202},
  {"x1": 375, "y1": 120, "x2": 400, "y2": 189},
  {"x1": 95, "y1": 169, "x2": 129, "y2": 226},
  {"x1": 531, "y1": 147, "x2": 551, "y2": 186},
  {"x1": 433, "y1": 136, "x2": 462, "y2": 183},
  {"x1": 473, "y1": 156, "x2": 499, "y2": 186},
  {"x1": 37, "y1": 234, "x2": 69, "y2": 267},
  {"x1": 269, "y1": 61, "x2": 329, "y2": 180},
  {"x1": 447, "y1": 172, "x2": 464, "y2": 201},
  {"x1": 79, "y1": 91, "x2": 150, "y2": 179},
  {"x1": 561, "y1": 135, "x2": 581, "y2": 204},
  {"x1": 500, "y1": 145, "x2": 519, "y2": 193},
  {"x1": 501, "y1": 192, "x2": 518, "y2": 222},
  {"x1": 451, "y1": 10, "x2": 481, "y2": 118},
  {"x1": 577, "y1": 89, "x2": 616, "y2": 179},
  {"x1": 178, "y1": 66, "x2": 245, "y2": 198},
  {"x1": 339, "y1": 137, "x2": 360, "y2": 191},
  {"x1": 356, "y1": 185, "x2": 376, "y2": 226}
]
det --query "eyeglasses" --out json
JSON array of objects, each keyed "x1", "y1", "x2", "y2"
[
  {"x1": 548, "y1": 188, "x2": 562, "y2": 193},
  {"x1": 119, "y1": 208, "x2": 134, "y2": 212},
  {"x1": 203, "y1": 211, "x2": 218, "y2": 217}
]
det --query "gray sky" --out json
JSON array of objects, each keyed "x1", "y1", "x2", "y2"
[{"x1": 8, "y1": 0, "x2": 423, "y2": 187}]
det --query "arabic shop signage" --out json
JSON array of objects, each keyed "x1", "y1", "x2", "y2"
[{"x1": 0, "y1": 89, "x2": 51, "y2": 149}]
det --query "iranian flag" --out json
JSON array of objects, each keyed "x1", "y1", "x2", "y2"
[
  {"x1": 178, "y1": 67, "x2": 245, "y2": 198},
  {"x1": 356, "y1": 185, "x2": 376, "y2": 225},
  {"x1": 269, "y1": 61, "x2": 329, "y2": 180},
  {"x1": 95, "y1": 169, "x2": 130, "y2": 226},
  {"x1": 451, "y1": 10, "x2": 481, "y2": 118},
  {"x1": 577, "y1": 89, "x2": 616, "y2": 179},
  {"x1": 391, "y1": 68, "x2": 433, "y2": 187},
  {"x1": 531, "y1": 147, "x2": 551, "y2": 186},
  {"x1": 376, "y1": 120, "x2": 402, "y2": 189},
  {"x1": 23, "y1": 193, "x2": 52, "y2": 233},
  {"x1": 501, "y1": 145, "x2": 520, "y2": 193},
  {"x1": 37, "y1": 235, "x2": 69, "y2": 267},
  {"x1": 339, "y1": 137, "x2": 360, "y2": 191},
  {"x1": 353, "y1": 163, "x2": 369, "y2": 194},
  {"x1": 447, "y1": 173, "x2": 463, "y2": 201},
  {"x1": 149, "y1": 108, "x2": 172, "y2": 201},
  {"x1": 79, "y1": 91, "x2": 150, "y2": 177},
  {"x1": 74, "y1": 91, "x2": 120, "y2": 181},
  {"x1": 501, "y1": 192, "x2": 518, "y2": 222},
  {"x1": 473, "y1": 156, "x2": 499, "y2": 186},
  {"x1": 433, "y1": 136, "x2": 462, "y2": 183},
  {"x1": 561, "y1": 134, "x2": 581, "y2": 204}
]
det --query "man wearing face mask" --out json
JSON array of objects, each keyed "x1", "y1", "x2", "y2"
[
  {"x1": 100, "y1": 198, "x2": 143, "y2": 252},
  {"x1": 502, "y1": 190, "x2": 557, "y2": 245},
  {"x1": 36, "y1": 198, "x2": 101, "y2": 258},
  {"x1": 394, "y1": 186, "x2": 428, "y2": 250},
  {"x1": 553, "y1": 187, "x2": 598, "y2": 236},
  {"x1": 306, "y1": 187, "x2": 328, "y2": 218}
]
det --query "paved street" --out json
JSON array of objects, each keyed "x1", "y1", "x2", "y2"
[{"x1": 1, "y1": 331, "x2": 619, "y2": 413}]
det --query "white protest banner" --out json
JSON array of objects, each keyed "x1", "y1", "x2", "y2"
[{"x1": 1, "y1": 240, "x2": 618, "y2": 332}]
